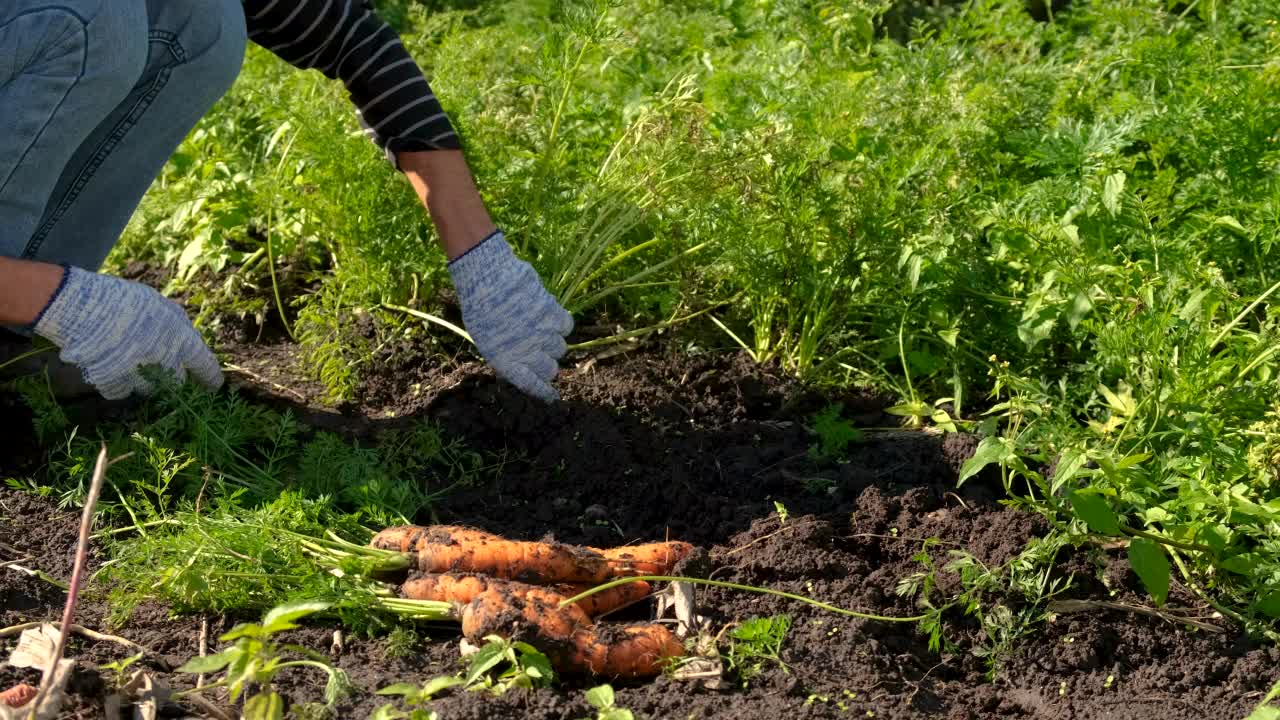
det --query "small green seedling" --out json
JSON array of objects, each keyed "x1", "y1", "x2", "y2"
[
  {"x1": 371, "y1": 634, "x2": 556, "y2": 718},
  {"x1": 579, "y1": 684, "x2": 634, "y2": 720},
  {"x1": 462, "y1": 634, "x2": 557, "y2": 695},
  {"x1": 725, "y1": 615, "x2": 791, "y2": 685},
  {"x1": 808, "y1": 404, "x2": 862, "y2": 461},
  {"x1": 99, "y1": 651, "x2": 146, "y2": 689},
  {"x1": 371, "y1": 675, "x2": 464, "y2": 720},
  {"x1": 177, "y1": 600, "x2": 350, "y2": 720}
]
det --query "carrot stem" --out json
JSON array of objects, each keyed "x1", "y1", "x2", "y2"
[{"x1": 556, "y1": 576, "x2": 931, "y2": 623}]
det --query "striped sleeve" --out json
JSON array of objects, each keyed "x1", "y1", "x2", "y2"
[{"x1": 241, "y1": 0, "x2": 462, "y2": 162}]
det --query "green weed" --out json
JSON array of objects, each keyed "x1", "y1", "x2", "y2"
[
  {"x1": 808, "y1": 404, "x2": 863, "y2": 461},
  {"x1": 724, "y1": 615, "x2": 791, "y2": 686},
  {"x1": 177, "y1": 600, "x2": 351, "y2": 718},
  {"x1": 580, "y1": 684, "x2": 635, "y2": 720}
]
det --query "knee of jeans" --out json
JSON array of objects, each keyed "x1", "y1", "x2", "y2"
[
  {"x1": 168, "y1": 0, "x2": 247, "y2": 98},
  {"x1": 26, "y1": 6, "x2": 148, "y2": 105}
]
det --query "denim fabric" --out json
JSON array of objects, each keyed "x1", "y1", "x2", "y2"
[{"x1": 0, "y1": 0, "x2": 246, "y2": 271}]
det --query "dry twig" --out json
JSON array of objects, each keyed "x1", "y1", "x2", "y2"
[
  {"x1": 27, "y1": 443, "x2": 110, "y2": 716},
  {"x1": 1047, "y1": 599, "x2": 1223, "y2": 633}
]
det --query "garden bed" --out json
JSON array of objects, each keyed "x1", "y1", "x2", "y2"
[{"x1": 1, "y1": 342, "x2": 1273, "y2": 719}]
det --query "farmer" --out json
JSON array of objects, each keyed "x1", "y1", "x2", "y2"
[{"x1": 0, "y1": 0, "x2": 573, "y2": 403}]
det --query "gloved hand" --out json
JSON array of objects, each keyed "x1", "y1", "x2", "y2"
[
  {"x1": 448, "y1": 230, "x2": 573, "y2": 402},
  {"x1": 32, "y1": 266, "x2": 224, "y2": 400}
]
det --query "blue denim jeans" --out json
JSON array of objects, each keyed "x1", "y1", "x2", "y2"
[{"x1": 1, "y1": 0, "x2": 246, "y2": 271}]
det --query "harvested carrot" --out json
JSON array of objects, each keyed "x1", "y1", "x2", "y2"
[
  {"x1": 589, "y1": 541, "x2": 695, "y2": 576},
  {"x1": 459, "y1": 588, "x2": 684, "y2": 677},
  {"x1": 552, "y1": 580, "x2": 652, "y2": 617},
  {"x1": 371, "y1": 525, "x2": 613, "y2": 584},
  {"x1": 573, "y1": 624, "x2": 686, "y2": 678},
  {"x1": 401, "y1": 573, "x2": 651, "y2": 617},
  {"x1": 461, "y1": 585, "x2": 592, "y2": 642},
  {"x1": 370, "y1": 525, "x2": 499, "y2": 553},
  {"x1": 401, "y1": 573, "x2": 497, "y2": 605},
  {"x1": 0, "y1": 682, "x2": 37, "y2": 708}
]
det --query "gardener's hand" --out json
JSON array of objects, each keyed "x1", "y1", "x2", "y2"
[
  {"x1": 448, "y1": 230, "x2": 573, "y2": 402},
  {"x1": 31, "y1": 266, "x2": 224, "y2": 400}
]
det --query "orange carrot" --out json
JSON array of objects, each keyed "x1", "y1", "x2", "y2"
[
  {"x1": 0, "y1": 683, "x2": 37, "y2": 708},
  {"x1": 459, "y1": 589, "x2": 684, "y2": 677},
  {"x1": 412, "y1": 538, "x2": 611, "y2": 584},
  {"x1": 371, "y1": 525, "x2": 614, "y2": 584},
  {"x1": 461, "y1": 585, "x2": 592, "y2": 642},
  {"x1": 370, "y1": 525, "x2": 499, "y2": 553},
  {"x1": 401, "y1": 573, "x2": 651, "y2": 618},
  {"x1": 552, "y1": 580, "x2": 652, "y2": 617},
  {"x1": 574, "y1": 624, "x2": 686, "y2": 678},
  {"x1": 400, "y1": 573, "x2": 497, "y2": 605},
  {"x1": 589, "y1": 541, "x2": 695, "y2": 576}
]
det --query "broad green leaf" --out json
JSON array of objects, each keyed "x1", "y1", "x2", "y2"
[
  {"x1": 324, "y1": 667, "x2": 352, "y2": 704},
  {"x1": 958, "y1": 437, "x2": 1013, "y2": 485},
  {"x1": 1067, "y1": 290, "x2": 1093, "y2": 329},
  {"x1": 217, "y1": 623, "x2": 260, "y2": 643},
  {"x1": 376, "y1": 683, "x2": 424, "y2": 698},
  {"x1": 419, "y1": 675, "x2": 465, "y2": 699},
  {"x1": 1178, "y1": 289, "x2": 1212, "y2": 321},
  {"x1": 586, "y1": 684, "x2": 616, "y2": 709},
  {"x1": 930, "y1": 407, "x2": 958, "y2": 433},
  {"x1": 1200, "y1": 525, "x2": 1231, "y2": 554},
  {"x1": 1139, "y1": 506, "x2": 1171, "y2": 524},
  {"x1": 1128, "y1": 538, "x2": 1170, "y2": 606},
  {"x1": 176, "y1": 235, "x2": 208, "y2": 282},
  {"x1": 177, "y1": 648, "x2": 237, "y2": 674},
  {"x1": 886, "y1": 401, "x2": 930, "y2": 417},
  {"x1": 1244, "y1": 707, "x2": 1280, "y2": 720},
  {"x1": 1097, "y1": 383, "x2": 1135, "y2": 417},
  {"x1": 1254, "y1": 591, "x2": 1280, "y2": 619},
  {"x1": 1050, "y1": 447, "x2": 1087, "y2": 494},
  {"x1": 1214, "y1": 215, "x2": 1247, "y2": 235},
  {"x1": 517, "y1": 645, "x2": 556, "y2": 687},
  {"x1": 1069, "y1": 492, "x2": 1122, "y2": 536},
  {"x1": 1102, "y1": 171, "x2": 1125, "y2": 216},
  {"x1": 1017, "y1": 307, "x2": 1057, "y2": 349},
  {"x1": 262, "y1": 600, "x2": 331, "y2": 634},
  {"x1": 1220, "y1": 553, "x2": 1261, "y2": 575},
  {"x1": 1230, "y1": 497, "x2": 1280, "y2": 522},
  {"x1": 243, "y1": 692, "x2": 285, "y2": 720},
  {"x1": 464, "y1": 639, "x2": 509, "y2": 686},
  {"x1": 1114, "y1": 453, "x2": 1150, "y2": 470},
  {"x1": 938, "y1": 328, "x2": 959, "y2": 347}
]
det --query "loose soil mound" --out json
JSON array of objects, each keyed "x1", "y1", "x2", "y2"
[{"x1": 1, "y1": 343, "x2": 1274, "y2": 719}]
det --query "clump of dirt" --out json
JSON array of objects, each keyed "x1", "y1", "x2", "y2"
[{"x1": 0, "y1": 343, "x2": 1273, "y2": 719}]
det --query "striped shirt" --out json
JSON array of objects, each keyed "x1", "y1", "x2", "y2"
[{"x1": 242, "y1": 0, "x2": 462, "y2": 163}]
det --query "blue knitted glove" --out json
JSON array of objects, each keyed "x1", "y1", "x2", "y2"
[
  {"x1": 32, "y1": 267, "x2": 224, "y2": 400},
  {"x1": 448, "y1": 230, "x2": 573, "y2": 402}
]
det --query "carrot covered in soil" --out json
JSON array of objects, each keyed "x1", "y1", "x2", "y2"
[
  {"x1": 590, "y1": 541, "x2": 695, "y2": 576},
  {"x1": 400, "y1": 573, "x2": 651, "y2": 617},
  {"x1": 0, "y1": 682, "x2": 37, "y2": 708},
  {"x1": 460, "y1": 586, "x2": 684, "y2": 678},
  {"x1": 370, "y1": 525, "x2": 501, "y2": 553},
  {"x1": 371, "y1": 525, "x2": 614, "y2": 584},
  {"x1": 551, "y1": 580, "x2": 651, "y2": 617}
]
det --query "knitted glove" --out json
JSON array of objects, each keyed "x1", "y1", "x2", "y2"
[
  {"x1": 448, "y1": 230, "x2": 573, "y2": 402},
  {"x1": 32, "y1": 267, "x2": 224, "y2": 400}
]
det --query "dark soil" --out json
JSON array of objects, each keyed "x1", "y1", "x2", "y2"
[{"x1": 1, "y1": 340, "x2": 1275, "y2": 719}]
